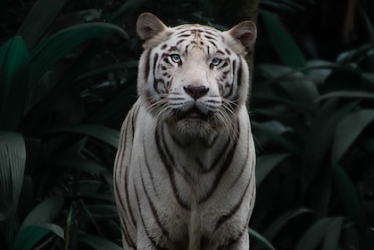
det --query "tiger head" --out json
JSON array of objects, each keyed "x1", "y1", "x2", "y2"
[{"x1": 136, "y1": 13, "x2": 256, "y2": 137}]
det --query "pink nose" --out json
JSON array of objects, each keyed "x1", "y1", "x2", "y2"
[{"x1": 183, "y1": 85, "x2": 209, "y2": 99}]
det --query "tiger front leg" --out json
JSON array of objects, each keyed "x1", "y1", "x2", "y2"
[
  {"x1": 221, "y1": 231, "x2": 250, "y2": 250},
  {"x1": 135, "y1": 223, "x2": 167, "y2": 250}
]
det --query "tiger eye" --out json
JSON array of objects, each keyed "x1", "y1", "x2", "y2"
[
  {"x1": 170, "y1": 54, "x2": 181, "y2": 63},
  {"x1": 211, "y1": 58, "x2": 221, "y2": 66}
]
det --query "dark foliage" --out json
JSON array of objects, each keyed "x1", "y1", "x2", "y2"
[{"x1": 0, "y1": 0, "x2": 373, "y2": 249}]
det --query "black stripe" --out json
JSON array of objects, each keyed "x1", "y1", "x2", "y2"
[
  {"x1": 229, "y1": 125, "x2": 251, "y2": 188},
  {"x1": 152, "y1": 53, "x2": 159, "y2": 92},
  {"x1": 214, "y1": 178, "x2": 252, "y2": 231},
  {"x1": 224, "y1": 60, "x2": 236, "y2": 98},
  {"x1": 155, "y1": 124, "x2": 190, "y2": 210},
  {"x1": 202, "y1": 136, "x2": 230, "y2": 173},
  {"x1": 218, "y1": 214, "x2": 250, "y2": 250},
  {"x1": 199, "y1": 119, "x2": 240, "y2": 203},
  {"x1": 145, "y1": 49, "x2": 151, "y2": 81},
  {"x1": 143, "y1": 140, "x2": 159, "y2": 198},
  {"x1": 176, "y1": 39, "x2": 185, "y2": 46},
  {"x1": 134, "y1": 185, "x2": 168, "y2": 250},
  {"x1": 120, "y1": 217, "x2": 136, "y2": 249},
  {"x1": 124, "y1": 163, "x2": 137, "y2": 227},
  {"x1": 237, "y1": 59, "x2": 242, "y2": 87},
  {"x1": 140, "y1": 162, "x2": 170, "y2": 238},
  {"x1": 199, "y1": 133, "x2": 219, "y2": 148},
  {"x1": 177, "y1": 34, "x2": 190, "y2": 38}
]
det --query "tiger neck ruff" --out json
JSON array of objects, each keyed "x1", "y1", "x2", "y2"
[{"x1": 114, "y1": 13, "x2": 257, "y2": 250}]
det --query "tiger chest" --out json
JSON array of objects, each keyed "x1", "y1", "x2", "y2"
[{"x1": 126, "y1": 109, "x2": 254, "y2": 248}]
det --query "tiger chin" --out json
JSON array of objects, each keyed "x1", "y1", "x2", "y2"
[{"x1": 114, "y1": 12, "x2": 257, "y2": 250}]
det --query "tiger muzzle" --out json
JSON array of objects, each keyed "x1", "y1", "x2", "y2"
[{"x1": 183, "y1": 85, "x2": 209, "y2": 100}]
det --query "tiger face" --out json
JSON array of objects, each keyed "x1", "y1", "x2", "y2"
[{"x1": 137, "y1": 13, "x2": 256, "y2": 137}]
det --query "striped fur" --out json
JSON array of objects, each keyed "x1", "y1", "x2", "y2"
[{"x1": 114, "y1": 13, "x2": 257, "y2": 250}]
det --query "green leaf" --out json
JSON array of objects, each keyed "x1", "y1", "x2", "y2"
[
  {"x1": 249, "y1": 227, "x2": 276, "y2": 250},
  {"x1": 261, "y1": 10, "x2": 306, "y2": 68},
  {"x1": 332, "y1": 109, "x2": 374, "y2": 166},
  {"x1": 252, "y1": 121, "x2": 301, "y2": 154},
  {"x1": 20, "y1": 196, "x2": 64, "y2": 230},
  {"x1": 302, "y1": 100, "x2": 357, "y2": 192},
  {"x1": 0, "y1": 132, "x2": 26, "y2": 221},
  {"x1": 252, "y1": 95, "x2": 315, "y2": 114},
  {"x1": 256, "y1": 153, "x2": 291, "y2": 187},
  {"x1": 336, "y1": 44, "x2": 374, "y2": 64},
  {"x1": 358, "y1": 8, "x2": 374, "y2": 43},
  {"x1": 16, "y1": 0, "x2": 67, "y2": 50},
  {"x1": 0, "y1": 37, "x2": 29, "y2": 130},
  {"x1": 80, "y1": 235, "x2": 122, "y2": 250},
  {"x1": 257, "y1": 62, "x2": 338, "y2": 86},
  {"x1": 29, "y1": 22, "x2": 128, "y2": 88},
  {"x1": 264, "y1": 208, "x2": 313, "y2": 240},
  {"x1": 277, "y1": 78, "x2": 319, "y2": 110},
  {"x1": 296, "y1": 217, "x2": 344, "y2": 250},
  {"x1": 334, "y1": 165, "x2": 365, "y2": 224},
  {"x1": 12, "y1": 226, "x2": 50, "y2": 250},
  {"x1": 321, "y1": 218, "x2": 344, "y2": 250},
  {"x1": 315, "y1": 91, "x2": 374, "y2": 103},
  {"x1": 38, "y1": 223, "x2": 64, "y2": 239},
  {"x1": 42, "y1": 124, "x2": 119, "y2": 148}
]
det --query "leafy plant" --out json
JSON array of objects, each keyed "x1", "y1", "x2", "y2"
[
  {"x1": 249, "y1": 6, "x2": 374, "y2": 249},
  {"x1": 0, "y1": 0, "x2": 139, "y2": 249},
  {"x1": 1, "y1": 0, "x2": 374, "y2": 250}
]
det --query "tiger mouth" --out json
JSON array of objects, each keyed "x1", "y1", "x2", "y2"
[{"x1": 178, "y1": 107, "x2": 208, "y2": 121}]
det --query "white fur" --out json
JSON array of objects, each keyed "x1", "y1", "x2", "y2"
[{"x1": 114, "y1": 13, "x2": 256, "y2": 250}]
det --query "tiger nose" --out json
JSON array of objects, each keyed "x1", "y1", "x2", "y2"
[{"x1": 183, "y1": 85, "x2": 209, "y2": 99}]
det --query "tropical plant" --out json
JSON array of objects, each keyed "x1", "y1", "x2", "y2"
[
  {"x1": 0, "y1": 0, "x2": 138, "y2": 249},
  {"x1": 249, "y1": 3, "x2": 374, "y2": 249},
  {"x1": 0, "y1": 0, "x2": 373, "y2": 250}
]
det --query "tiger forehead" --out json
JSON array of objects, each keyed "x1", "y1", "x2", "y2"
[
  {"x1": 159, "y1": 25, "x2": 227, "y2": 55},
  {"x1": 173, "y1": 25, "x2": 221, "y2": 41}
]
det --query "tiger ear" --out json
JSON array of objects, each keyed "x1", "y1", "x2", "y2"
[
  {"x1": 228, "y1": 20, "x2": 257, "y2": 53},
  {"x1": 136, "y1": 12, "x2": 167, "y2": 41}
]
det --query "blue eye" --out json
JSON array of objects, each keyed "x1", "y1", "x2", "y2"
[
  {"x1": 170, "y1": 54, "x2": 181, "y2": 63},
  {"x1": 211, "y1": 58, "x2": 221, "y2": 66}
]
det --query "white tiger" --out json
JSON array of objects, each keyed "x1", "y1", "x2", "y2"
[{"x1": 114, "y1": 12, "x2": 257, "y2": 250}]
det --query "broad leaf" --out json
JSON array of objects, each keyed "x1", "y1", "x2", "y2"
[
  {"x1": 302, "y1": 100, "x2": 357, "y2": 192},
  {"x1": 249, "y1": 227, "x2": 276, "y2": 250},
  {"x1": 29, "y1": 22, "x2": 128, "y2": 88},
  {"x1": 0, "y1": 37, "x2": 29, "y2": 130},
  {"x1": 264, "y1": 208, "x2": 313, "y2": 240},
  {"x1": 0, "y1": 132, "x2": 26, "y2": 221},
  {"x1": 261, "y1": 10, "x2": 306, "y2": 68},
  {"x1": 16, "y1": 0, "x2": 67, "y2": 50},
  {"x1": 315, "y1": 91, "x2": 374, "y2": 103},
  {"x1": 335, "y1": 165, "x2": 365, "y2": 224},
  {"x1": 256, "y1": 153, "x2": 291, "y2": 187},
  {"x1": 332, "y1": 109, "x2": 374, "y2": 166},
  {"x1": 296, "y1": 217, "x2": 345, "y2": 250},
  {"x1": 321, "y1": 217, "x2": 344, "y2": 250},
  {"x1": 12, "y1": 226, "x2": 49, "y2": 250},
  {"x1": 20, "y1": 196, "x2": 64, "y2": 230},
  {"x1": 252, "y1": 121, "x2": 301, "y2": 154}
]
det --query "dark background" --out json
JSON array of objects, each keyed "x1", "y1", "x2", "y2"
[{"x1": 0, "y1": 0, "x2": 373, "y2": 249}]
